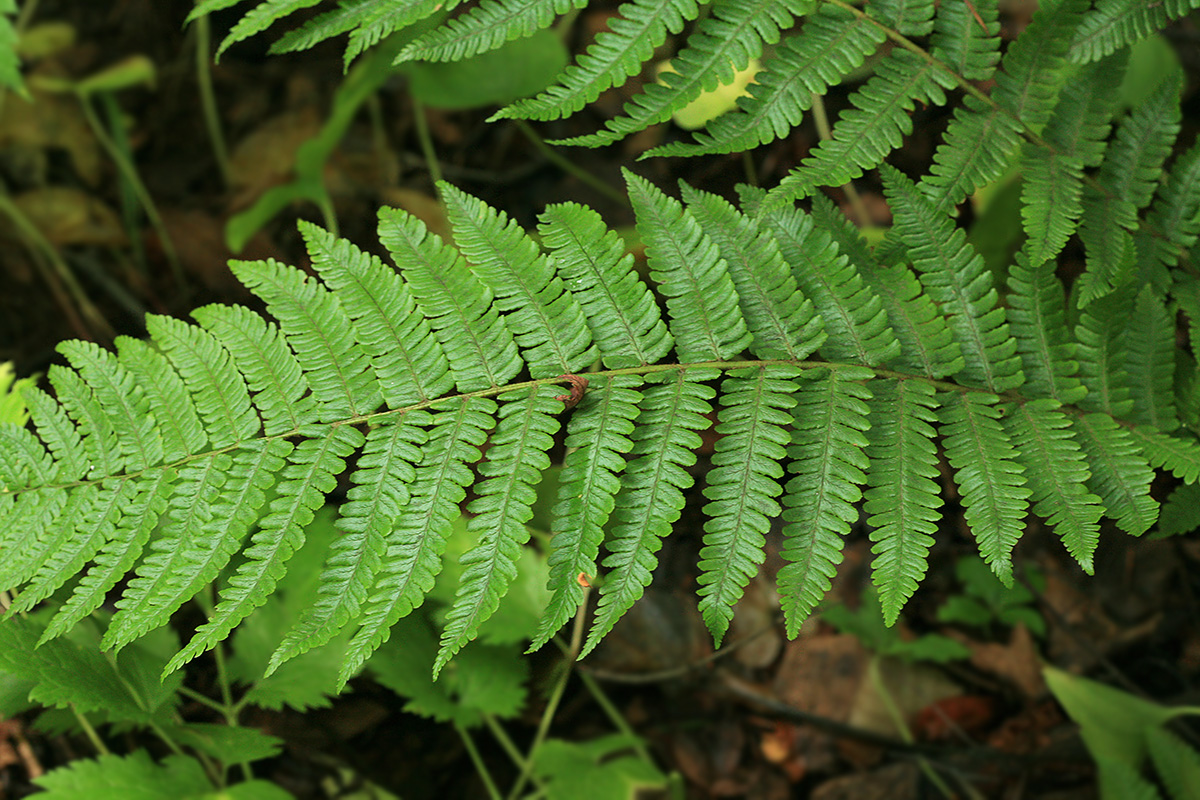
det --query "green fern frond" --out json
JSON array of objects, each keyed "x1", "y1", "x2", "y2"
[
  {"x1": 1077, "y1": 72, "x2": 1182, "y2": 305},
  {"x1": 991, "y1": 0, "x2": 1087, "y2": 128},
  {"x1": 883, "y1": 165, "x2": 1023, "y2": 393},
  {"x1": 862, "y1": 378, "x2": 940, "y2": 626},
  {"x1": 436, "y1": 386, "x2": 561, "y2": 675},
  {"x1": 698, "y1": 366, "x2": 799, "y2": 644},
  {"x1": 399, "y1": 0, "x2": 587, "y2": 63},
  {"x1": 778, "y1": 366, "x2": 872, "y2": 635},
  {"x1": 1007, "y1": 253, "x2": 1086, "y2": 404},
  {"x1": 645, "y1": 5, "x2": 885, "y2": 158},
  {"x1": 929, "y1": 0, "x2": 999, "y2": 81},
  {"x1": 679, "y1": 183, "x2": 824, "y2": 361},
  {"x1": 1075, "y1": 287, "x2": 1135, "y2": 419},
  {"x1": 209, "y1": 0, "x2": 324, "y2": 58},
  {"x1": 1129, "y1": 425, "x2": 1200, "y2": 485},
  {"x1": 555, "y1": 0, "x2": 809, "y2": 147},
  {"x1": 867, "y1": 0, "x2": 934, "y2": 36},
  {"x1": 1001, "y1": 400, "x2": 1102, "y2": 571},
  {"x1": 583, "y1": 370, "x2": 716, "y2": 656},
  {"x1": 918, "y1": 93, "x2": 1023, "y2": 216},
  {"x1": 807, "y1": 196, "x2": 962, "y2": 379},
  {"x1": 754, "y1": 198, "x2": 901, "y2": 366},
  {"x1": 1073, "y1": 413, "x2": 1158, "y2": 535},
  {"x1": 938, "y1": 392, "x2": 1028, "y2": 583},
  {"x1": 1144, "y1": 138, "x2": 1200, "y2": 273},
  {"x1": 1068, "y1": 0, "x2": 1200, "y2": 64},
  {"x1": 767, "y1": 49, "x2": 951, "y2": 206},
  {"x1": 493, "y1": 0, "x2": 700, "y2": 122},
  {"x1": 1125, "y1": 286, "x2": 1179, "y2": 432}
]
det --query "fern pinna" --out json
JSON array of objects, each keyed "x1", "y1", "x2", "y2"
[{"x1": 4, "y1": 145, "x2": 1200, "y2": 681}]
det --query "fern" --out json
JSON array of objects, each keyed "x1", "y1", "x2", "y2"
[{"x1": 6, "y1": 2, "x2": 1200, "y2": 686}]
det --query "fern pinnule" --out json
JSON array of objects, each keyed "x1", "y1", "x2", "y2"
[
  {"x1": 646, "y1": 5, "x2": 884, "y2": 158},
  {"x1": 269, "y1": 415, "x2": 428, "y2": 673},
  {"x1": 539, "y1": 202, "x2": 673, "y2": 368},
  {"x1": 868, "y1": 0, "x2": 935, "y2": 36},
  {"x1": 778, "y1": 366, "x2": 872, "y2": 636},
  {"x1": 1125, "y1": 286, "x2": 1178, "y2": 433},
  {"x1": 341, "y1": 399, "x2": 495, "y2": 685},
  {"x1": 377, "y1": 207, "x2": 522, "y2": 392},
  {"x1": 1001, "y1": 400, "x2": 1102, "y2": 572},
  {"x1": 493, "y1": 0, "x2": 699, "y2": 122},
  {"x1": 167, "y1": 424, "x2": 363, "y2": 675},
  {"x1": 398, "y1": 0, "x2": 586, "y2": 64},
  {"x1": 937, "y1": 392, "x2": 1029, "y2": 584},
  {"x1": 1068, "y1": 0, "x2": 1200, "y2": 64},
  {"x1": 991, "y1": 0, "x2": 1087, "y2": 127},
  {"x1": 436, "y1": 386, "x2": 561, "y2": 675},
  {"x1": 20, "y1": 384, "x2": 90, "y2": 482},
  {"x1": 679, "y1": 182, "x2": 824, "y2": 361},
  {"x1": 1144, "y1": 138, "x2": 1200, "y2": 272},
  {"x1": 440, "y1": 183, "x2": 598, "y2": 377},
  {"x1": 884, "y1": 165, "x2": 1024, "y2": 393},
  {"x1": 299, "y1": 221, "x2": 453, "y2": 407},
  {"x1": 863, "y1": 378, "x2": 940, "y2": 626},
  {"x1": 48, "y1": 365, "x2": 124, "y2": 479},
  {"x1": 533, "y1": 376, "x2": 643, "y2": 651},
  {"x1": 755, "y1": 199, "x2": 900, "y2": 366},
  {"x1": 929, "y1": 0, "x2": 1000, "y2": 81},
  {"x1": 767, "y1": 50, "x2": 950, "y2": 206},
  {"x1": 698, "y1": 366, "x2": 798, "y2": 645},
  {"x1": 1073, "y1": 413, "x2": 1158, "y2": 536},
  {"x1": 555, "y1": 0, "x2": 806, "y2": 147},
  {"x1": 1006, "y1": 254, "x2": 1086, "y2": 405}
]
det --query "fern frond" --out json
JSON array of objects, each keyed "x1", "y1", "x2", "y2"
[
  {"x1": 1072, "y1": 413, "x2": 1158, "y2": 535},
  {"x1": 1077, "y1": 72, "x2": 1182, "y2": 305},
  {"x1": 232, "y1": 257, "x2": 381, "y2": 420},
  {"x1": 20, "y1": 386, "x2": 88, "y2": 482},
  {"x1": 583, "y1": 370, "x2": 717, "y2": 656},
  {"x1": 929, "y1": 0, "x2": 999, "y2": 81},
  {"x1": 538, "y1": 202, "x2": 673, "y2": 368},
  {"x1": 342, "y1": 0, "x2": 444, "y2": 64},
  {"x1": 1068, "y1": 0, "x2": 1200, "y2": 64},
  {"x1": 918, "y1": 93, "x2": 1023, "y2": 216},
  {"x1": 270, "y1": 414, "x2": 428, "y2": 672},
  {"x1": 1145, "y1": 137, "x2": 1200, "y2": 273},
  {"x1": 867, "y1": 0, "x2": 934, "y2": 36},
  {"x1": 167, "y1": 425, "x2": 363, "y2": 673},
  {"x1": 440, "y1": 184, "x2": 598, "y2": 376},
  {"x1": 47, "y1": 365, "x2": 122, "y2": 479},
  {"x1": 299, "y1": 221, "x2": 454, "y2": 406},
  {"x1": 1125, "y1": 286, "x2": 1178, "y2": 432},
  {"x1": 532, "y1": 376, "x2": 643, "y2": 650},
  {"x1": 767, "y1": 49, "x2": 950, "y2": 205},
  {"x1": 863, "y1": 378, "x2": 940, "y2": 626},
  {"x1": 991, "y1": 0, "x2": 1086, "y2": 128},
  {"x1": 377, "y1": 207, "x2": 522, "y2": 392},
  {"x1": 645, "y1": 5, "x2": 885, "y2": 158},
  {"x1": 1006, "y1": 253, "x2": 1086, "y2": 404},
  {"x1": 269, "y1": 0, "x2": 376, "y2": 54},
  {"x1": 698, "y1": 366, "x2": 799, "y2": 644},
  {"x1": 436, "y1": 387, "x2": 561, "y2": 674},
  {"x1": 883, "y1": 165, "x2": 1024, "y2": 393},
  {"x1": 212, "y1": 0, "x2": 324, "y2": 58},
  {"x1": 938, "y1": 392, "x2": 1028, "y2": 583},
  {"x1": 1129, "y1": 426, "x2": 1200, "y2": 485},
  {"x1": 113, "y1": 338, "x2": 207, "y2": 463},
  {"x1": 625, "y1": 171, "x2": 752, "y2": 361},
  {"x1": 755, "y1": 199, "x2": 901, "y2": 366},
  {"x1": 341, "y1": 399, "x2": 495, "y2": 684},
  {"x1": 807, "y1": 196, "x2": 962, "y2": 379},
  {"x1": 555, "y1": 0, "x2": 807, "y2": 147},
  {"x1": 190, "y1": 305, "x2": 319, "y2": 436},
  {"x1": 778, "y1": 366, "x2": 872, "y2": 635},
  {"x1": 1002, "y1": 400, "x2": 1102, "y2": 571},
  {"x1": 679, "y1": 183, "x2": 824, "y2": 360},
  {"x1": 41, "y1": 470, "x2": 173, "y2": 644},
  {"x1": 145, "y1": 315, "x2": 260, "y2": 448},
  {"x1": 493, "y1": 0, "x2": 700, "y2": 122},
  {"x1": 399, "y1": 0, "x2": 586, "y2": 63},
  {"x1": 1074, "y1": 287, "x2": 1135, "y2": 418}
]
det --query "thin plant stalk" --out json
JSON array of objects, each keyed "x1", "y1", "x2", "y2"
[
  {"x1": 809, "y1": 91, "x2": 870, "y2": 227},
  {"x1": 71, "y1": 705, "x2": 110, "y2": 756},
  {"x1": 193, "y1": 8, "x2": 231, "y2": 187},
  {"x1": 506, "y1": 588, "x2": 591, "y2": 799},
  {"x1": 78, "y1": 96, "x2": 185, "y2": 289},
  {"x1": 455, "y1": 721, "x2": 503, "y2": 800},
  {"x1": 412, "y1": 97, "x2": 445, "y2": 193}
]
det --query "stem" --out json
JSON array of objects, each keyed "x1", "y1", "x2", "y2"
[
  {"x1": 513, "y1": 119, "x2": 627, "y2": 206},
  {"x1": 193, "y1": 8, "x2": 231, "y2": 187},
  {"x1": 412, "y1": 97, "x2": 445, "y2": 194},
  {"x1": 78, "y1": 97, "x2": 186, "y2": 290},
  {"x1": 455, "y1": 722, "x2": 504, "y2": 800},
  {"x1": 507, "y1": 589, "x2": 590, "y2": 799},
  {"x1": 72, "y1": 705, "x2": 110, "y2": 756},
  {"x1": 577, "y1": 671, "x2": 653, "y2": 764}
]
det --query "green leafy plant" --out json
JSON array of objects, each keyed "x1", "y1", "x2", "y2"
[
  {"x1": 2, "y1": 0, "x2": 1199, "y2": 710},
  {"x1": 823, "y1": 585, "x2": 969, "y2": 664},
  {"x1": 936, "y1": 555, "x2": 1046, "y2": 637},
  {"x1": 1046, "y1": 666, "x2": 1200, "y2": 800}
]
